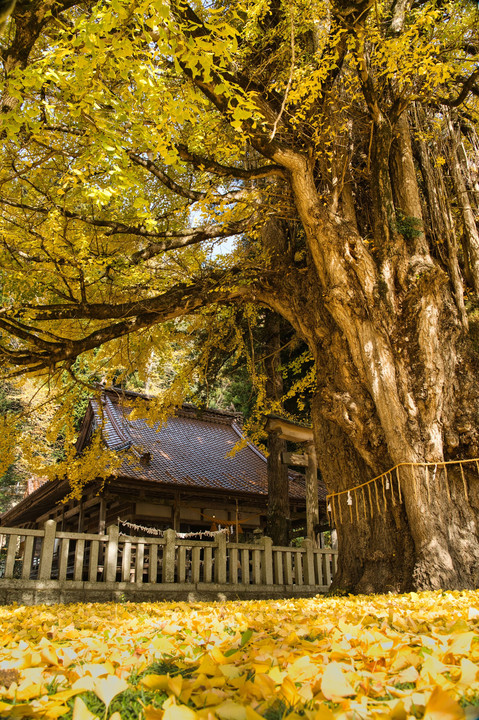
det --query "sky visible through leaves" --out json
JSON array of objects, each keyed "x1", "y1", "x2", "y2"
[{"x1": 1, "y1": 592, "x2": 479, "y2": 719}]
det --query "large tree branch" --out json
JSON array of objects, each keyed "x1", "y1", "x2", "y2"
[
  {"x1": 0, "y1": 270, "x2": 268, "y2": 372},
  {"x1": 17, "y1": 270, "x2": 248, "y2": 321},
  {"x1": 175, "y1": 144, "x2": 286, "y2": 180},
  {"x1": 131, "y1": 218, "x2": 253, "y2": 263},
  {"x1": 438, "y1": 70, "x2": 479, "y2": 108},
  {"x1": 127, "y1": 151, "x2": 205, "y2": 201}
]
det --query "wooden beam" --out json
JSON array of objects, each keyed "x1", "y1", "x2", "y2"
[
  {"x1": 62, "y1": 496, "x2": 101, "y2": 521},
  {"x1": 265, "y1": 416, "x2": 314, "y2": 443},
  {"x1": 282, "y1": 451, "x2": 308, "y2": 467}
]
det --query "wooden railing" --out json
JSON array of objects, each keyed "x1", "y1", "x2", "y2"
[{"x1": 0, "y1": 521, "x2": 338, "y2": 604}]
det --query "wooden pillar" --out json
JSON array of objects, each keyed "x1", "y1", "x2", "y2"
[
  {"x1": 173, "y1": 493, "x2": 181, "y2": 532},
  {"x1": 305, "y1": 442, "x2": 319, "y2": 544},
  {"x1": 98, "y1": 498, "x2": 106, "y2": 534},
  {"x1": 301, "y1": 537, "x2": 315, "y2": 585},
  {"x1": 164, "y1": 528, "x2": 176, "y2": 583},
  {"x1": 77, "y1": 499, "x2": 84, "y2": 533},
  {"x1": 39, "y1": 520, "x2": 56, "y2": 581},
  {"x1": 105, "y1": 524, "x2": 119, "y2": 583},
  {"x1": 215, "y1": 532, "x2": 227, "y2": 584},
  {"x1": 262, "y1": 536, "x2": 274, "y2": 585}
]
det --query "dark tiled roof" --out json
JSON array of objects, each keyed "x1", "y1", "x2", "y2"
[{"x1": 89, "y1": 392, "x2": 313, "y2": 501}]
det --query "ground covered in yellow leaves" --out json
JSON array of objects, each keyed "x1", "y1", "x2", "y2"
[{"x1": 1, "y1": 592, "x2": 479, "y2": 719}]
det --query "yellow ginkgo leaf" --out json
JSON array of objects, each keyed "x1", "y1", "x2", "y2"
[
  {"x1": 420, "y1": 655, "x2": 450, "y2": 682},
  {"x1": 141, "y1": 674, "x2": 170, "y2": 691},
  {"x1": 423, "y1": 686, "x2": 465, "y2": 720},
  {"x1": 72, "y1": 696, "x2": 100, "y2": 720},
  {"x1": 456, "y1": 658, "x2": 479, "y2": 690},
  {"x1": 197, "y1": 654, "x2": 219, "y2": 676},
  {"x1": 215, "y1": 700, "x2": 247, "y2": 720},
  {"x1": 144, "y1": 706, "x2": 165, "y2": 720},
  {"x1": 14, "y1": 681, "x2": 43, "y2": 701},
  {"x1": 396, "y1": 665, "x2": 419, "y2": 684},
  {"x1": 220, "y1": 664, "x2": 242, "y2": 680},
  {"x1": 281, "y1": 676, "x2": 301, "y2": 706},
  {"x1": 43, "y1": 704, "x2": 70, "y2": 719},
  {"x1": 163, "y1": 703, "x2": 197, "y2": 720},
  {"x1": 321, "y1": 662, "x2": 355, "y2": 701},
  {"x1": 49, "y1": 689, "x2": 88, "y2": 703},
  {"x1": 40, "y1": 646, "x2": 59, "y2": 667},
  {"x1": 168, "y1": 673, "x2": 183, "y2": 697},
  {"x1": 0, "y1": 703, "x2": 37, "y2": 719},
  {"x1": 71, "y1": 676, "x2": 95, "y2": 693},
  {"x1": 93, "y1": 675, "x2": 129, "y2": 708},
  {"x1": 152, "y1": 636, "x2": 176, "y2": 655},
  {"x1": 448, "y1": 633, "x2": 476, "y2": 656},
  {"x1": 312, "y1": 705, "x2": 335, "y2": 720}
]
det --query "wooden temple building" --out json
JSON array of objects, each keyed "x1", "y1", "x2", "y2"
[{"x1": 1, "y1": 388, "x2": 328, "y2": 539}]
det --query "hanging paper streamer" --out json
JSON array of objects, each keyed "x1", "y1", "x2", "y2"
[
  {"x1": 347, "y1": 491, "x2": 353, "y2": 522},
  {"x1": 381, "y1": 475, "x2": 387, "y2": 511},
  {"x1": 118, "y1": 519, "x2": 229, "y2": 539}
]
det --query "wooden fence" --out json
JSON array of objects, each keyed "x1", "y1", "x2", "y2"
[{"x1": 0, "y1": 521, "x2": 338, "y2": 605}]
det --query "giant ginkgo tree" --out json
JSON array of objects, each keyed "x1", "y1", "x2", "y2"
[{"x1": 1, "y1": 0, "x2": 478, "y2": 592}]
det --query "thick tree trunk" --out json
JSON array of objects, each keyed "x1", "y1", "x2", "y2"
[
  {"x1": 268, "y1": 114, "x2": 479, "y2": 592},
  {"x1": 263, "y1": 307, "x2": 291, "y2": 547}
]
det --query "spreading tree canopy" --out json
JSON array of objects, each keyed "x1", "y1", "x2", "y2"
[{"x1": 1, "y1": 0, "x2": 479, "y2": 591}]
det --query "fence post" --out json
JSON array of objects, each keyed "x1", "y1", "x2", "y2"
[
  {"x1": 301, "y1": 537, "x2": 315, "y2": 585},
  {"x1": 105, "y1": 524, "x2": 119, "y2": 583},
  {"x1": 39, "y1": 520, "x2": 56, "y2": 581},
  {"x1": 262, "y1": 536, "x2": 273, "y2": 585},
  {"x1": 215, "y1": 532, "x2": 227, "y2": 584},
  {"x1": 164, "y1": 529, "x2": 176, "y2": 583}
]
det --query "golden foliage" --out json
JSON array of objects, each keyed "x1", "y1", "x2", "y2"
[{"x1": 0, "y1": 592, "x2": 478, "y2": 718}]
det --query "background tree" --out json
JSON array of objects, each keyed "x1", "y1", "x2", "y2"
[{"x1": 0, "y1": 0, "x2": 478, "y2": 591}]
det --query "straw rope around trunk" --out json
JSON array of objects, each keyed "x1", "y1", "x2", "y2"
[{"x1": 326, "y1": 458, "x2": 479, "y2": 527}]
